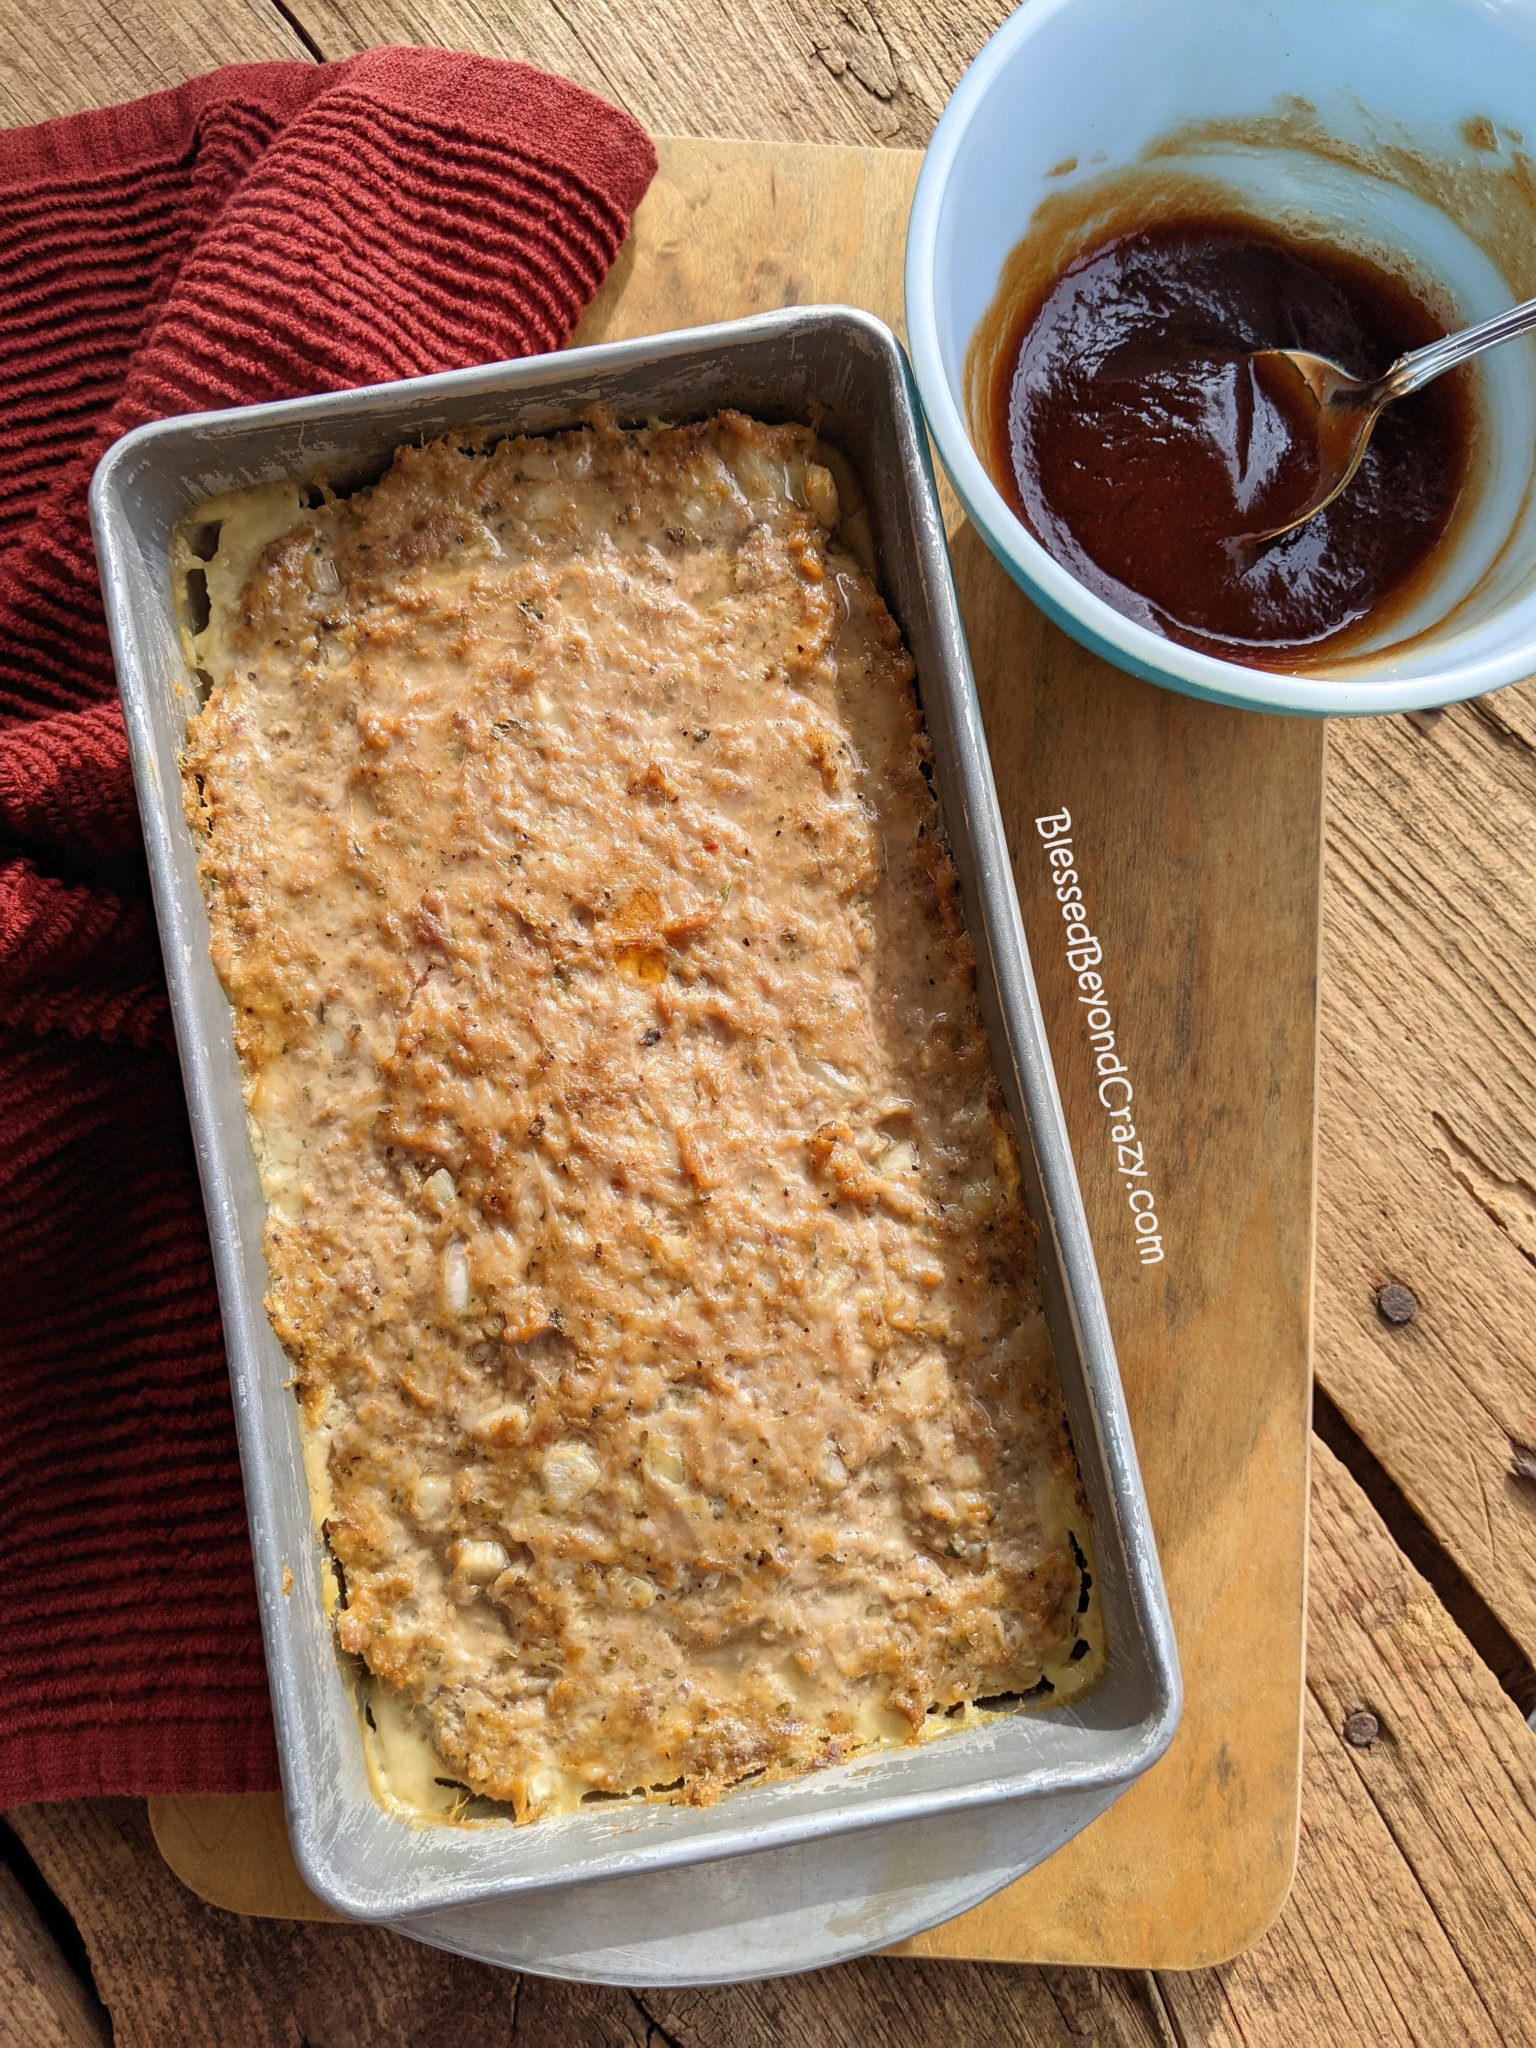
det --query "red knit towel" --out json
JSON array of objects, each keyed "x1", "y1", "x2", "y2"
[{"x1": 0, "y1": 51, "x2": 655, "y2": 1805}]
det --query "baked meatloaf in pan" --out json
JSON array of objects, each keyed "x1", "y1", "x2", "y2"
[{"x1": 90, "y1": 308, "x2": 1178, "y2": 1966}]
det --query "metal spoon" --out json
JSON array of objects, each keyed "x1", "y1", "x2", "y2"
[{"x1": 1246, "y1": 293, "x2": 1536, "y2": 542}]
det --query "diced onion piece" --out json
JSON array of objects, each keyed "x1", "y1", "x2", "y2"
[
  {"x1": 643, "y1": 1433, "x2": 689, "y2": 1488},
  {"x1": 612, "y1": 1569, "x2": 657, "y2": 1609},
  {"x1": 818, "y1": 1447, "x2": 849, "y2": 1490},
  {"x1": 442, "y1": 1237, "x2": 470, "y2": 1315},
  {"x1": 411, "y1": 1473, "x2": 453, "y2": 1527},
  {"x1": 543, "y1": 1440, "x2": 602, "y2": 1510},
  {"x1": 423, "y1": 1167, "x2": 457, "y2": 1214},
  {"x1": 450, "y1": 1538, "x2": 508, "y2": 1583},
  {"x1": 893, "y1": 1352, "x2": 947, "y2": 1420}
]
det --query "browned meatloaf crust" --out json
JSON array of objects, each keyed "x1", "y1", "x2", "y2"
[{"x1": 179, "y1": 410, "x2": 1097, "y2": 1823}]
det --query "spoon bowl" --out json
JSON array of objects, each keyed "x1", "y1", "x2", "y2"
[
  {"x1": 1247, "y1": 292, "x2": 1536, "y2": 543},
  {"x1": 1241, "y1": 350, "x2": 1396, "y2": 542}
]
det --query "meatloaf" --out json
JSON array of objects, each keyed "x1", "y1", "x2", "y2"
[{"x1": 177, "y1": 410, "x2": 1099, "y2": 1824}]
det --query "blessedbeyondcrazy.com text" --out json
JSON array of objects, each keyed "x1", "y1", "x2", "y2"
[{"x1": 1036, "y1": 808, "x2": 1164, "y2": 1266}]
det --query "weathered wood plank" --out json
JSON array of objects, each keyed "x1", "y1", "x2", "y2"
[
  {"x1": 1303, "y1": 1435, "x2": 1536, "y2": 2030},
  {"x1": 641, "y1": 1959, "x2": 1170, "y2": 2048},
  {"x1": 0, "y1": 0, "x2": 309, "y2": 125},
  {"x1": 1158, "y1": 1439, "x2": 1536, "y2": 2048},
  {"x1": 1160, "y1": 1694, "x2": 1494, "y2": 2048},
  {"x1": 283, "y1": 0, "x2": 1009, "y2": 149},
  {"x1": 8, "y1": 1799, "x2": 527, "y2": 2048},
  {"x1": 0, "y1": 1854, "x2": 110, "y2": 2048},
  {"x1": 1315, "y1": 699, "x2": 1536, "y2": 1662}
]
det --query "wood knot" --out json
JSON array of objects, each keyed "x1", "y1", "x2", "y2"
[
  {"x1": 1342, "y1": 1709, "x2": 1380, "y2": 1749},
  {"x1": 1375, "y1": 1281, "x2": 1417, "y2": 1326}
]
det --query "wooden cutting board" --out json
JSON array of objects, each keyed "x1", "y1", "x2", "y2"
[{"x1": 149, "y1": 134, "x2": 1318, "y2": 1970}]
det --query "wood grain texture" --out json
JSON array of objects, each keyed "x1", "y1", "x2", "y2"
[
  {"x1": 1158, "y1": 1441, "x2": 1536, "y2": 2048},
  {"x1": 1170, "y1": 1690, "x2": 1491, "y2": 2048},
  {"x1": 1314, "y1": 699, "x2": 1536, "y2": 1662},
  {"x1": 9, "y1": 1800, "x2": 521, "y2": 2048},
  {"x1": 0, "y1": 0, "x2": 308, "y2": 124},
  {"x1": 640, "y1": 1953, "x2": 1161, "y2": 2048},
  {"x1": 148, "y1": 133, "x2": 1315, "y2": 1971},
  {"x1": 282, "y1": 0, "x2": 1010, "y2": 149},
  {"x1": 1303, "y1": 1439, "x2": 1536, "y2": 2035},
  {"x1": 149, "y1": 1793, "x2": 341, "y2": 1923},
  {"x1": 0, "y1": 1856, "x2": 110, "y2": 2048}
]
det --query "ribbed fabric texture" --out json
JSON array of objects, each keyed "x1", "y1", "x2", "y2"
[{"x1": 0, "y1": 50, "x2": 655, "y2": 1804}]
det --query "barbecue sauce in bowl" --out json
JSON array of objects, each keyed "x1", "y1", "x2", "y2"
[{"x1": 982, "y1": 214, "x2": 1472, "y2": 667}]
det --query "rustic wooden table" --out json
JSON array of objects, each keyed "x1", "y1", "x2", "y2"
[{"x1": 4, "y1": 5, "x2": 1535, "y2": 2044}]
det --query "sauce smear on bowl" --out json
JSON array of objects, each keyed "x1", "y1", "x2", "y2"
[{"x1": 988, "y1": 215, "x2": 1471, "y2": 666}]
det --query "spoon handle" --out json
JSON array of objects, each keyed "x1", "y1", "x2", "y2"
[{"x1": 1386, "y1": 292, "x2": 1536, "y2": 400}]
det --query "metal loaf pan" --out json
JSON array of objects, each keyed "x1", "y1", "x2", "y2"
[{"x1": 91, "y1": 308, "x2": 1179, "y2": 1981}]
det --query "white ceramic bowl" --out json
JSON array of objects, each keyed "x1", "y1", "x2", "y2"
[{"x1": 906, "y1": 0, "x2": 1536, "y2": 715}]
